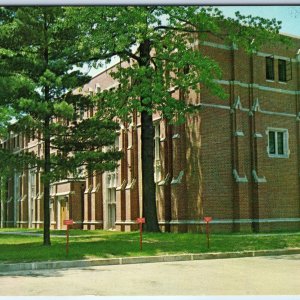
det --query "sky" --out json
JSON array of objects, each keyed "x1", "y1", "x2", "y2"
[
  {"x1": 219, "y1": 6, "x2": 300, "y2": 36},
  {"x1": 85, "y1": 5, "x2": 300, "y2": 77}
]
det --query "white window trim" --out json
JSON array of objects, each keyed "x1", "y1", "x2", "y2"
[
  {"x1": 107, "y1": 171, "x2": 118, "y2": 189},
  {"x1": 266, "y1": 127, "x2": 289, "y2": 158}
]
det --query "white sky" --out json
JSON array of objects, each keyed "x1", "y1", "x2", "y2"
[
  {"x1": 220, "y1": 6, "x2": 300, "y2": 36},
  {"x1": 85, "y1": 6, "x2": 300, "y2": 77}
]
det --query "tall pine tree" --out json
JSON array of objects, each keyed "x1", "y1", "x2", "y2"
[{"x1": 0, "y1": 7, "x2": 122, "y2": 245}]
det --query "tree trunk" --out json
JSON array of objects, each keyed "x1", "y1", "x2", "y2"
[
  {"x1": 141, "y1": 111, "x2": 160, "y2": 232},
  {"x1": 43, "y1": 117, "x2": 51, "y2": 246},
  {"x1": 43, "y1": 12, "x2": 51, "y2": 246},
  {"x1": 140, "y1": 40, "x2": 160, "y2": 232}
]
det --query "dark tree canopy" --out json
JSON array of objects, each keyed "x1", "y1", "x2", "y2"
[{"x1": 0, "y1": 7, "x2": 122, "y2": 244}]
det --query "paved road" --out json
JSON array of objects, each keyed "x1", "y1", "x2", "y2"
[{"x1": 1, "y1": 254, "x2": 300, "y2": 296}]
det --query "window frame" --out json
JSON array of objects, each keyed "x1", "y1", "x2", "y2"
[
  {"x1": 153, "y1": 122, "x2": 162, "y2": 183},
  {"x1": 267, "y1": 128, "x2": 289, "y2": 158},
  {"x1": 265, "y1": 56, "x2": 275, "y2": 81},
  {"x1": 278, "y1": 59, "x2": 287, "y2": 82}
]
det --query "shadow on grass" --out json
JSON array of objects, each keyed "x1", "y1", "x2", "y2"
[{"x1": 1, "y1": 231, "x2": 300, "y2": 264}]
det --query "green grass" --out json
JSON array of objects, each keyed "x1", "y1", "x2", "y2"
[{"x1": 0, "y1": 229, "x2": 300, "y2": 263}]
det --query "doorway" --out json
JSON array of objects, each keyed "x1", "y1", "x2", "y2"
[
  {"x1": 107, "y1": 187, "x2": 116, "y2": 229},
  {"x1": 57, "y1": 197, "x2": 68, "y2": 229}
]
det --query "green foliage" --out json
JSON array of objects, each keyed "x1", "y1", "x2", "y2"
[
  {"x1": 0, "y1": 7, "x2": 123, "y2": 244},
  {"x1": 0, "y1": 7, "x2": 289, "y2": 235},
  {"x1": 67, "y1": 6, "x2": 288, "y2": 124},
  {"x1": 65, "y1": 6, "x2": 289, "y2": 232},
  {"x1": 0, "y1": 7, "x2": 121, "y2": 183}
]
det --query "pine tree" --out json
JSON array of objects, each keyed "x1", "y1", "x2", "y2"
[{"x1": 0, "y1": 7, "x2": 122, "y2": 245}]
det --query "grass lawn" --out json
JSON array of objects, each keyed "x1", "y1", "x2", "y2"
[{"x1": 0, "y1": 229, "x2": 300, "y2": 263}]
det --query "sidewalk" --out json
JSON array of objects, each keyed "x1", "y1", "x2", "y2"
[{"x1": 1, "y1": 247, "x2": 300, "y2": 273}]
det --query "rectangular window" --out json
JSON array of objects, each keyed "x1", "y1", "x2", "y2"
[
  {"x1": 266, "y1": 57, "x2": 274, "y2": 80},
  {"x1": 268, "y1": 131, "x2": 275, "y2": 154},
  {"x1": 268, "y1": 129, "x2": 289, "y2": 158},
  {"x1": 277, "y1": 131, "x2": 284, "y2": 154},
  {"x1": 154, "y1": 122, "x2": 161, "y2": 183},
  {"x1": 278, "y1": 59, "x2": 287, "y2": 82},
  {"x1": 154, "y1": 123, "x2": 160, "y2": 161}
]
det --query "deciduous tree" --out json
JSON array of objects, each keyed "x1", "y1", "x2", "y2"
[{"x1": 67, "y1": 6, "x2": 288, "y2": 232}]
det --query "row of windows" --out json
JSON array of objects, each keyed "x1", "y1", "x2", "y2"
[
  {"x1": 266, "y1": 56, "x2": 291, "y2": 82},
  {"x1": 155, "y1": 126, "x2": 289, "y2": 159}
]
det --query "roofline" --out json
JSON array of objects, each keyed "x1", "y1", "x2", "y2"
[
  {"x1": 281, "y1": 31, "x2": 300, "y2": 40},
  {"x1": 89, "y1": 60, "x2": 121, "y2": 81},
  {"x1": 89, "y1": 31, "x2": 300, "y2": 80}
]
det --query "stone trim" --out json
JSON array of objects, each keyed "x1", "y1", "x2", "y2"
[
  {"x1": 16, "y1": 221, "x2": 28, "y2": 224},
  {"x1": 125, "y1": 178, "x2": 136, "y2": 190},
  {"x1": 234, "y1": 131, "x2": 245, "y2": 137},
  {"x1": 82, "y1": 221, "x2": 103, "y2": 225},
  {"x1": 115, "y1": 220, "x2": 137, "y2": 225},
  {"x1": 256, "y1": 51, "x2": 297, "y2": 63},
  {"x1": 18, "y1": 195, "x2": 27, "y2": 202},
  {"x1": 91, "y1": 183, "x2": 101, "y2": 193},
  {"x1": 52, "y1": 191, "x2": 75, "y2": 197},
  {"x1": 252, "y1": 170, "x2": 267, "y2": 183},
  {"x1": 233, "y1": 169, "x2": 248, "y2": 183},
  {"x1": 158, "y1": 173, "x2": 171, "y2": 186},
  {"x1": 232, "y1": 96, "x2": 242, "y2": 110},
  {"x1": 197, "y1": 100, "x2": 298, "y2": 119},
  {"x1": 171, "y1": 170, "x2": 184, "y2": 185},
  {"x1": 84, "y1": 185, "x2": 93, "y2": 194},
  {"x1": 116, "y1": 179, "x2": 127, "y2": 191},
  {"x1": 200, "y1": 103, "x2": 231, "y2": 110},
  {"x1": 159, "y1": 218, "x2": 300, "y2": 225},
  {"x1": 254, "y1": 133, "x2": 263, "y2": 138},
  {"x1": 214, "y1": 79, "x2": 300, "y2": 95}
]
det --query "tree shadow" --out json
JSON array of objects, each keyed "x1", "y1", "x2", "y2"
[{"x1": 264, "y1": 254, "x2": 300, "y2": 261}]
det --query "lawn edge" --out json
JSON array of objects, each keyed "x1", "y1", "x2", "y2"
[{"x1": 1, "y1": 248, "x2": 300, "y2": 273}]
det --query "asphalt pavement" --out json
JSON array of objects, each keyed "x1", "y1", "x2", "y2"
[{"x1": 1, "y1": 254, "x2": 300, "y2": 296}]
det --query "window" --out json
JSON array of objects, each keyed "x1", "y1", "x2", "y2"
[
  {"x1": 79, "y1": 107, "x2": 84, "y2": 120},
  {"x1": 154, "y1": 122, "x2": 162, "y2": 183},
  {"x1": 154, "y1": 123, "x2": 160, "y2": 161},
  {"x1": 268, "y1": 129, "x2": 289, "y2": 158},
  {"x1": 95, "y1": 84, "x2": 101, "y2": 93},
  {"x1": 266, "y1": 56, "x2": 274, "y2": 80},
  {"x1": 30, "y1": 170, "x2": 36, "y2": 195},
  {"x1": 278, "y1": 59, "x2": 287, "y2": 82},
  {"x1": 107, "y1": 171, "x2": 117, "y2": 229}
]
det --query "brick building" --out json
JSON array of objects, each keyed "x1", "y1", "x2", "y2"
[{"x1": 1, "y1": 32, "x2": 300, "y2": 232}]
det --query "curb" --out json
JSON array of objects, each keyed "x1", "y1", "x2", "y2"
[{"x1": 1, "y1": 248, "x2": 300, "y2": 273}]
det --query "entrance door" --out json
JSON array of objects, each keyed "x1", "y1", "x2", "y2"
[
  {"x1": 60, "y1": 200, "x2": 67, "y2": 229},
  {"x1": 107, "y1": 188, "x2": 116, "y2": 229}
]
